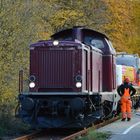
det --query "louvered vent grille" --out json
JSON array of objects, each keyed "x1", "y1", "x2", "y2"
[{"x1": 38, "y1": 50, "x2": 74, "y2": 91}]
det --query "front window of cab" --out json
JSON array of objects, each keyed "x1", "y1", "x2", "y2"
[{"x1": 84, "y1": 36, "x2": 105, "y2": 49}]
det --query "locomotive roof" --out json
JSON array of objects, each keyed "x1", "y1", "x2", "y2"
[
  {"x1": 51, "y1": 27, "x2": 115, "y2": 55},
  {"x1": 30, "y1": 27, "x2": 115, "y2": 55},
  {"x1": 51, "y1": 27, "x2": 108, "y2": 39}
]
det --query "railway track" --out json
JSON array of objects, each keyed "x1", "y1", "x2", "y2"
[
  {"x1": 62, "y1": 116, "x2": 120, "y2": 140},
  {"x1": 14, "y1": 129, "x2": 77, "y2": 140},
  {"x1": 14, "y1": 131, "x2": 42, "y2": 140},
  {"x1": 14, "y1": 116, "x2": 120, "y2": 140}
]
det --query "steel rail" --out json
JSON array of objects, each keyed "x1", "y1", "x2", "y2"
[
  {"x1": 14, "y1": 116, "x2": 120, "y2": 140},
  {"x1": 62, "y1": 116, "x2": 120, "y2": 140},
  {"x1": 14, "y1": 131, "x2": 42, "y2": 140}
]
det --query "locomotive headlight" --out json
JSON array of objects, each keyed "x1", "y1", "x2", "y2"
[
  {"x1": 75, "y1": 75, "x2": 82, "y2": 82},
  {"x1": 53, "y1": 40, "x2": 59, "y2": 46},
  {"x1": 29, "y1": 75, "x2": 36, "y2": 82},
  {"x1": 76, "y1": 82, "x2": 82, "y2": 88},
  {"x1": 29, "y1": 82, "x2": 35, "y2": 88}
]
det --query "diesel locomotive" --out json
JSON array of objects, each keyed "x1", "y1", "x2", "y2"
[{"x1": 16, "y1": 27, "x2": 120, "y2": 128}]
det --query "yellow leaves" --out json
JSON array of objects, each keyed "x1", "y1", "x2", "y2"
[
  {"x1": 102, "y1": 0, "x2": 139, "y2": 54},
  {"x1": 49, "y1": 9, "x2": 84, "y2": 31},
  {"x1": 0, "y1": 92, "x2": 14, "y2": 104},
  {"x1": 38, "y1": 31, "x2": 51, "y2": 40}
]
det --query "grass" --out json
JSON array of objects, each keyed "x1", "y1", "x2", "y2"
[{"x1": 75, "y1": 128, "x2": 111, "y2": 140}]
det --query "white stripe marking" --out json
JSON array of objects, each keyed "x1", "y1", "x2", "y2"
[{"x1": 122, "y1": 121, "x2": 140, "y2": 134}]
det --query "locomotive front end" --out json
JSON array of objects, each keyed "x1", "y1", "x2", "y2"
[
  {"x1": 17, "y1": 40, "x2": 92, "y2": 128},
  {"x1": 29, "y1": 41, "x2": 82, "y2": 93}
]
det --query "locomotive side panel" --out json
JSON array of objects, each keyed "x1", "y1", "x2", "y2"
[
  {"x1": 102, "y1": 55, "x2": 113, "y2": 92},
  {"x1": 91, "y1": 50, "x2": 102, "y2": 92}
]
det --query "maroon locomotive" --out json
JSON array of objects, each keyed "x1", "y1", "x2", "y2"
[{"x1": 17, "y1": 27, "x2": 118, "y2": 128}]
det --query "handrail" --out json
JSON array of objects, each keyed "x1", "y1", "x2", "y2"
[{"x1": 19, "y1": 70, "x2": 23, "y2": 94}]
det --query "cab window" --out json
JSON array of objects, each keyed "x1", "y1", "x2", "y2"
[{"x1": 84, "y1": 36, "x2": 105, "y2": 49}]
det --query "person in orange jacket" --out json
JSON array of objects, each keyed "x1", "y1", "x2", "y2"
[{"x1": 117, "y1": 77, "x2": 136, "y2": 121}]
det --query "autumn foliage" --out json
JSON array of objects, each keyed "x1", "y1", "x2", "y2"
[{"x1": 0, "y1": 0, "x2": 140, "y2": 134}]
